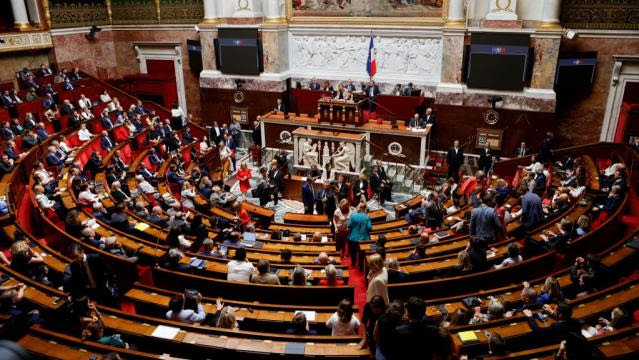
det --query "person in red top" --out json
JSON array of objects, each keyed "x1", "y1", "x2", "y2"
[
  {"x1": 233, "y1": 201, "x2": 251, "y2": 231},
  {"x1": 318, "y1": 264, "x2": 345, "y2": 286},
  {"x1": 236, "y1": 162, "x2": 252, "y2": 199}
]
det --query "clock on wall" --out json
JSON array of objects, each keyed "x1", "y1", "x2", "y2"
[
  {"x1": 233, "y1": 90, "x2": 245, "y2": 104},
  {"x1": 484, "y1": 109, "x2": 500, "y2": 125}
]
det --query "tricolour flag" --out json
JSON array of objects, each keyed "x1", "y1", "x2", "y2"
[{"x1": 366, "y1": 36, "x2": 377, "y2": 78}]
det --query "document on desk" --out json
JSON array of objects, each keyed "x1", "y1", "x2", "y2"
[
  {"x1": 134, "y1": 222, "x2": 150, "y2": 231},
  {"x1": 151, "y1": 325, "x2": 180, "y2": 340},
  {"x1": 294, "y1": 310, "x2": 316, "y2": 321}
]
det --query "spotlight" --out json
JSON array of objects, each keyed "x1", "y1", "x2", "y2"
[
  {"x1": 85, "y1": 25, "x2": 102, "y2": 40},
  {"x1": 488, "y1": 96, "x2": 503, "y2": 110},
  {"x1": 194, "y1": 25, "x2": 200, "y2": 33}
]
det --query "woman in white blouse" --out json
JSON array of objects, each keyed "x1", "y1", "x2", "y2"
[
  {"x1": 170, "y1": 102, "x2": 186, "y2": 130},
  {"x1": 226, "y1": 248, "x2": 255, "y2": 282},
  {"x1": 99, "y1": 90, "x2": 112, "y2": 104},
  {"x1": 366, "y1": 253, "x2": 389, "y2": 305},
  {"x1": 78, "y1": 94, "x2": 92, "y2": 111},
  {"x1": 199, "y1": 136, "x2": 209, "y2": 153},
  {"x1": 78, "y1": 123, "x2": 93, "y2": 142}
]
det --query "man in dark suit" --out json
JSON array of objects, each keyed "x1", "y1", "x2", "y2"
[
  {"x1": 148, "y1": 148, "x2": 163, "y2": 167},
  {"x1": 101, "y1": 111, "x2": 113, "y2": 130},
  {"x1": 446, "y1": 140, "x2": 464, "y2": 182},
  {"x1": 35, "y1": 123, "x2": 49, "y2": 142},
  {"x1": 138, "y1": 163, "x2": 156, "y2": 183},
  {"x1": 4, "y1": 141, "x2": 21, "y2": 161},
  {"x1": 408, "y1": 113, "x2": 424, "y2": 129},
  {"x1": 60, "y1": 99, "x2": 75, "y2": 115},
  {"x1": 10, "y1": 119, "x2": 24, "y2": 135},
  {"x1": 375, "y1": 160, "x2": 392, "y2": 204},
  {"x1": 100, "y1": 131, "x2": 114, "y2": 151},
  {"x1": 315, "y1": 181, "x2": 336, "y2": 216},
  {"x1": 167, "y1": 165, "x2": 184, "y2": 185},
  {"x1": 64, "y1": 244, "x2": 116, "y2": 303},
  {"x1": 22, "y1": 130, "x2": 38, "y2": 151},
  {"x1": 478, "y1": 145, "x2": 492, "y2": 174},
  {"x1": 520, "y1": 183, "x2": 543, "y2": 232},
  {"x1": 39, "y1": 64, "x2": 54, "y2": 77},
  {"x1": 423, "y1": 107, "x2": 436, "y2": 125},
  {"x1": 309, "y1": 78, "x2": 321, "y2": 90},
  {"x1": 24, "y1": 75, "x2": 39, "y2": 90},
  {"x1": 302, "y1": 177, "x2": 315, "y2": 214},
  {"x1": 523, "y1": 304, "x2": 586, "y2": 356},
  {"x1": 42, "y1": 94, "x2": 56, "y2": 110},
  {"x1": 268, "y1": 162, "x2": 284, "y2": 206},
  {"x1": 109, "y1": 203, "x2": 133, "y2": 232},
  {"x1": 252, "y1": 119, "x2": 262, "y2": 147},
  {"x1": 0, "y1": 122, "x2": 15, "y2": 140},
  {"x1": 370, "y1": 165, "x2": 386, "y2": 206},
  {"x1": 274, "y1": 98, "x2": 286, "y2": 113},
  {"x1": 364, "y1": 81, "x2": 380, "y2": 112},
  {"x1": 514, "y1": 141, "x2": 530, "y2": 157},
  {"x1": 336, "y1": 175, "x2": 349, "y2": 202},
  {"x1": 23, "y1": 114, "x2": 37, "y2": 130},
  {"x1": 344, "y1": 80, "x2": 356, "y2": 93},
  {"x1": 45, "y1": 146, "x2": 64, "y2": 169},
  {"x1": 68, "y1": 110, "x2": 82, "y2": 129},
  {"x1": 402, "y1": 82, "x2": 418, "y2": 96},
  {"x1": 390, "y1": 297, "x2": 438, "y2": 359},
  {"x1": 539, "y1": 132, "x2": 554, "y2": 164},
  {"x1": 210, "y1": 121, "x2": 223, "y2": 145}
]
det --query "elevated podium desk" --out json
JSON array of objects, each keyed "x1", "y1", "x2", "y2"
[
  {"x1": 261, "y1": 113, "x2": 432, "y2": 167},
  {"x1": 317, "y1": 99, "x2": 364, "y2": 126}
]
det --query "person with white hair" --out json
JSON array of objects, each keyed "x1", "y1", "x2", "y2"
[
  {"x1": 78, "y1": 123, "x2": 93, "y2": 142},
  {"x1": 532, "y1": 162, "x2": 547, "y2": 194},
  {"x1": 136, "y1": 174, "x2": 157, "y2": 194}
]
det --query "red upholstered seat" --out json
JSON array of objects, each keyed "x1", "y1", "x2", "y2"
[{"x1": 113, "y1": 125, "x2": 130, "y2": 142}]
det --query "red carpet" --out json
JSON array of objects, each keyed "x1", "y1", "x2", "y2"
[{"x1": 344, "y1": 252, "x2": 367, "y2": 335}]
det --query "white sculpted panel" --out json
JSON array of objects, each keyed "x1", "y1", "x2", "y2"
[{"x1": 290, "y1": 34, "x2": 442, "y2": 85}]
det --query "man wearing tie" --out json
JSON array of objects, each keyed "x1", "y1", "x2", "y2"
[
  {"x1": 309, "y1": 78, "x2": 321, "y2": 90},
  {"x1": 345, "y1": 80, "x2": 356, "y2": 93},
  {"x1": 514, "y1": 141, "x2": 530, "y2": 157},
  {"x1": 274, "y1": 98, "x2": 286, "y2": 113},
  {"x1": 268, "y1": 161, "x2": 284, "y2": 206},
  {"x1": 4, "y1": 140, "x2": 22, "y2": 161},
  {"x1": 45, "y1": 146, "x2": 64, "y2": 169},
  {"x1": 35, "y1": 123, "x2": 49, "y2": 142},
  {"x1": 423, "y1": 107, "x2": 436, "y2": 125},
  {"x1": 0, "y1": 122, "x2": 15, "y2": 140},
  {"x1": 364, "y1": 81, "x2": 380, "y2": 112},
  {"x1": 316, "y1": 181, "x2": 336, "y2": 217},
  {"x1": 408, "y1": 113, "x2": 424, "y2": 129},
  {"x1": 478, "y1": 145, "x2": 492, "y2": 174},
  {"x1": 101, "y1": 110, "x2": 114, "y2": 130},
  {"x1": 101, "y1": 131, "x2": 114, "y2": 151},
  {"x1": 402, "y1": 82, "x2": 417, "y2": 96},
  {"x1": 302, "y1": 177, "x2": 315, "y2": 214},
  {"x1": 446, "y1": 139, "x2": 464, "y2": 182}
]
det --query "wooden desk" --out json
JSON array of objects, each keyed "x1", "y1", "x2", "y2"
[{"x1": 317, "y1": 98, "x2": 364, "y2": 126}]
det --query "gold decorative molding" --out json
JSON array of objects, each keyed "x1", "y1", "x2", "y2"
[
  {"x1": 41, "y1": 0, "x2": 52, "y2": 28},
  {"x1": 561, "y1": 0, "x2": 639, "y2": 31},
  {"x1": 106, "y1": 0, "x2": 113, "y2": 23},
  {"x1": 49, "y1": 2, "x2": 109, "y2": 29},
  {"x1": 264, "y1": 17, "x2": 288, "y2": 26},
  {"x1": 0, "y1": 31, "x2": 53, "y2": 54},
  {"x1": 154, "y1": 0, "x2": 161, "y2": 23},
  {"x1": 159, "y1": 0, "x2": 204, "y2": 24},
  {"x1": 111, "y1": 0, "x2": 156, "y2": 25},
  {"x1": 444, "y1": 19, "x2": 466, "y2": 28},
  {"x1": 285, "y1": 0, "x2": 446, "y2": 27},
  {"x1": 537, "y1": 20, "x2": 562, "y2": 31}
]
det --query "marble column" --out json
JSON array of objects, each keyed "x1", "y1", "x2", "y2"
[
  {"x1": 25, "y1": 0, "x2": 41, "y2": 27},
  {"x1": 200, "y1": 28, "x2": 219, "y2": 72},
  {"x1": 538, "y1": 0, "x2": 562, "y2": 30},
  {"x1": 445, "y1": 0, "x2": 465, "y2": 27},
  {"x1": 233, "y1": 0, "x2": 263, "y2": 18},
  {"x1": 436, "y1": 28, "x2": 466, "y2": 106},
  {"x1": 10, "y1": 0, "x2": 31, "y2": 30},
  {"x1": 265, "y1": 0, "x2": 286, "y2": 24},
  {"x1": 261, "y1": 25, "x2": 289, "y2": 75},
  {"x1": 202, "y1": 0, "x2": 220, "y2": 24},
  {"x1": 530, "y1": 34, "x2": 561, "y2": 90}
]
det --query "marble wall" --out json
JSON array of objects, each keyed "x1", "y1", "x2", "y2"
[
  {"x1": 0, "y1": 51, "x2": 51, "y2": 85},
  {"x1": 50, "y1": 27, "x2": 202, "y2": 120},
  {"x1": 555, "y1": 36, "x2": 639, "y2": 146}
]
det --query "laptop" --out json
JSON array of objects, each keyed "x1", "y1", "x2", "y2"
[{"x1": 240, "y1": 231, "x2": 257, "y2": 247}]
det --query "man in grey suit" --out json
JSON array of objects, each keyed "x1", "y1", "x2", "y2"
[{"x1": 520, "y1": 182, "x2": 543, "y2": 232}]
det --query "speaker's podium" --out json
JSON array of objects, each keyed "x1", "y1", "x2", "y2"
[{"x1": 317, "y1": 98, "x2": 364, "y2": 126}]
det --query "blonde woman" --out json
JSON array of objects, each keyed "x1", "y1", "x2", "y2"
[
  {"x1": 333, "y1": 198, "x2": 351, "y2": 257},
  {"x1": 366, "y1": 253, "x2": 389, "y2": 305},
  {"x1": 236, "y1": 162, "x2": 252, "y2": 199},
  {"x1": 219, "y1": 142, "x2": 231, "y2": 180},
  {"x1": 216, "y1": 306, "x2": 239, "y2": 330},
  {"x1": 180, "y1": 181, "x2": 196, "y2": 209}
]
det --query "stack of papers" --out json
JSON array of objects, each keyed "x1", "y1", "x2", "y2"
[{"x1": 151, "y1": 325, "x2": 180, "y2": 340}]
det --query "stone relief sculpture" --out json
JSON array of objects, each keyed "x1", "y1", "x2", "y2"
[
  {"x1": 332, "y1": 142, "x2": 355, "y2": 172},
  {"x1": 290, "y1": 34, "x2": 442, "y2": 83},
  {"x1": 300, "y1": 138, "x2": 319, "y2": 166}
]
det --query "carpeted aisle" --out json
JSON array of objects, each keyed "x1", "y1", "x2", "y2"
[{"x1": 344, "y1": 252, "x2": 368, "y2": 335}]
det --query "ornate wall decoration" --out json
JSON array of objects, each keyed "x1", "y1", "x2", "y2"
[
  {"x1": 290, "y1": 0, "x2": 442, "y2": 18},
  {"x1": 0, "y1": 32, "x2": 54, "y2": 54},
  {"x1": 561, "y1": 0, "x2": 639, "y2": 30},
  {"x1": 111, "y1": 0, "x2": 157, "y2": 24},
  {"x1": 289, "y1": 34, "x2": 442, "y2": 85},
  {"x1": 49, "y1": 0, "x2": 109, "y2": 28},
  {"x1": 159, "y1": 0, "x2": 204, "y2": 24}
]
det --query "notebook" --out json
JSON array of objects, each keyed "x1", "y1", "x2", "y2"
[{"x1": 458, "y1": 331, "x2": 480, "y2": 343}]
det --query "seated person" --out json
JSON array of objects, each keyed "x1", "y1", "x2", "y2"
[
  {"x1": 286, "y1": 312, "x2": 318, "y2": 335},
  {"x1": 147, "y1": 206, "x2": 168, "y2": 226},
  {"x1": 162, "y1": 248, "x2": 190, "y2": 272},
  {"x1": 314, "y1": 251, "x2": 336, "y2": 265},
  {"x1": 227, "y1": 248, "x2": 254, "y2": 282},
  {"x1": 407, "y1": 244, "x2": 427, "y2": 261},
  {"x1": 280, "y1": 248, "x2": 292, "y2": 264},
  {"x1": 469, "y1": 298, "x2": 505, "y2": 324},
  {"x1": 318, "y1": 264, "x2": 345, "y2": 286},
  {"x1": 494, "y1": 242, "x2": 522, "y2": 269},
  {"x1": 197, "y1": 238, "x2": 226, "y2": 258},
  {"x1": 540, "y1": 217, "x2": 573, "y2": 252},
  {"x1": 250, "y1": 259, "x2": 280, "y2": 285},
  {"x1": 385, "y1": 258, "x2": 408, "y2": 283},
  {"x1": 166, "y1": 293, "x2": 207, "y2": 324}
]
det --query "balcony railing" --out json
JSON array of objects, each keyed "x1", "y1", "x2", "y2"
[{"x1": 0, "y1": 30, "x2": 53, "y2": 54}]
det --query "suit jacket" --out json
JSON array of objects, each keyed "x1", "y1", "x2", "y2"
[
  {"x1": 336, "y1": 182, "x2": 349, "y2": 200},
  {"x1": 345, "y1": 83, "x2": 357, "y2": 92},
  {"x1": 22, "y1": 135, "x2": 38, "y2": 150},
  {"x1": 211, "y1": 126, "x2": 222, "y2": 144},
  {"x1": 149, "y1": 152, "x2": 162, "y2": 166},
  {"x1": 478, "y1": 148, "x2": 492, "y2": 172},
  {"x1": 0, "y1": 128, "x2": 14, "y2": 140},
  {"x1": 101, "y1": 136, "x2": 113, "y2": 151},
  {"x1": 513, "y1": 146, "x2": 530, "y2": 157},
  {"x1": 370, "y1": 172, "x2": 383, "y2": 192},
  {"x1": 5, "y1": 147, "x2": 20, "y2": 161},
  {"x1": 414, "y1": 114, "x2": 429, "y2": 127},
  {"x1": 268, "y1": 169, "x2": 284, "y2": 190},
  {"x1": 315, "y1": 189, "x2": 336, "y2": 216},
  {"x1": 24, "y1": 80, "x2": 39, "y2": 89},
  {"x1": 539, "y1": 138, "x2": 553, "y2": 163},
  {"x1": 402, "y1": 87, "x2": 419, "y2": 96},
  {"x1": 36, "y1": 128, "x2": 49, "y2": 141},
  {"x1": 364, "y1": 86, "x2": 380, "y2": 99},
  {"x1": 112, "y1": 189, "x2": 129, "y2": 203},
  {"x1": 353, "y1": 179, "x2": 369, "y2": 199},
  {"x1": 23, "y1": 118, "x2": 37, "y2": 130},
  {"x1": 521, "y1": 191, "x2": 543, "y2": 229},
  {"x1": 423, "y1": 113, "x2": 436, "y2": 125},
  {"x1": 64, "y1": 254, "x2": 113, "y2": 298},
  {"x1": 274, "y1": 103, "x2": 286, "y2": 113},
  {"x1": 1, "y1": 95, "x2": 14, "y2": 107},
  {"x1": 252, "y1": 125, "x2": 262, "y2": 146},
  {"x1": 101, "y1": 116, "x2": 113, "y2": 130},
  {"x1": 61, "y1": 103, "x2": 74, "y2": 115},
  {"x1": 62, "y1": 81, "x2": 74, "y2": 91},
  {"x1": 43, "y1": 98, "x2": 55, "y2": 109},
  {"x1": 167, "y1": 170, "x2": 183, "y2": 184},
  {"x1": 309, "y1": 82, "x2": 321, "y2": 90},
  {"x1": 446, "y1": 147, "x2": 464, "y2": 169},
  {"x1": 139, "y1": 168, "x2": 154, "y2": 181},
  {"x1": 302, "y1": 182, "x2": 315, "y2": 208}
]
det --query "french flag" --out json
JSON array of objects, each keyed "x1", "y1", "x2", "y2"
[{"x1": 366, "y1": 36, "x2": 377, "y2": 78}]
